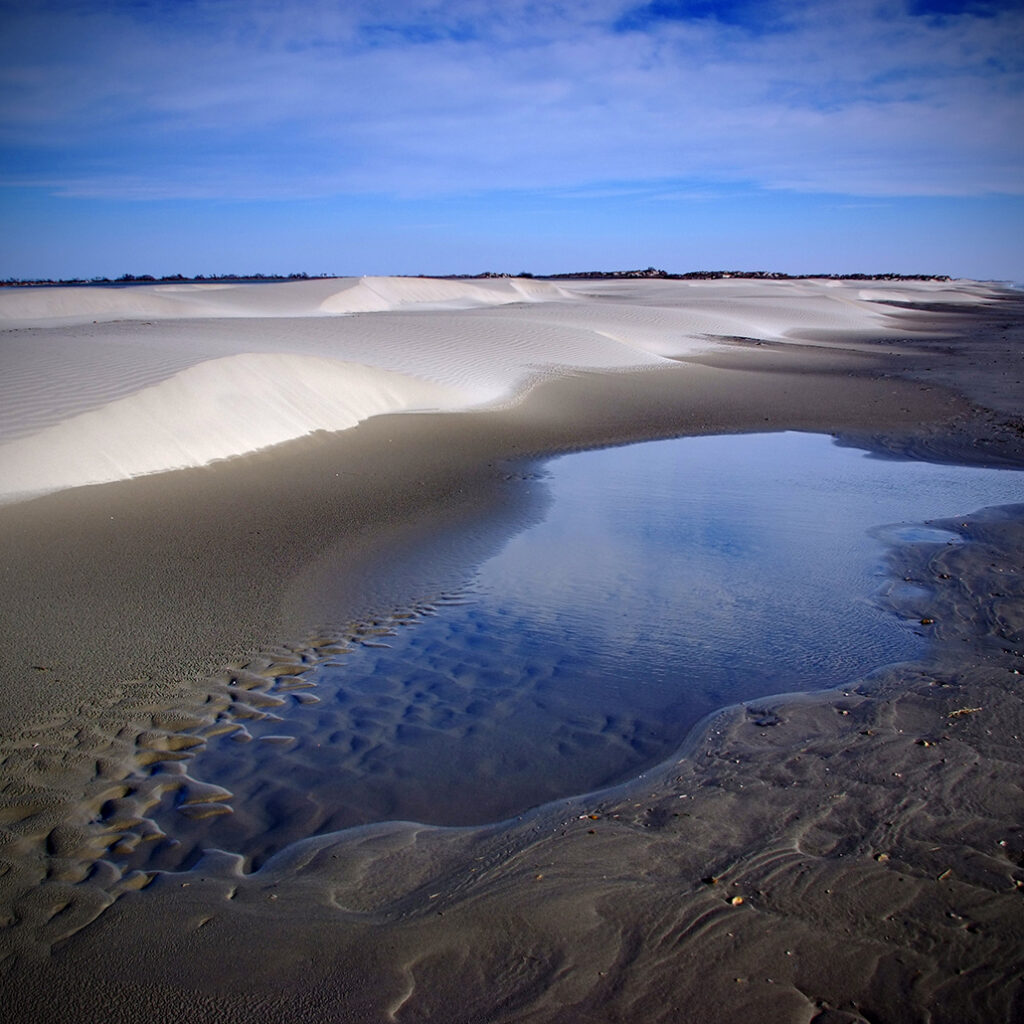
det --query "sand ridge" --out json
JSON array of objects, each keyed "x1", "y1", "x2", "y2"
[
  {"x1": 0, "y1": 353, "x2": 469, "y2": 502},
  {"x1": 1, "y1": 280, "x2": 1022, "y2": 1022},
  {"x1": 0, "y1": 275, "x2": 573, "y2": 327},
  {"x1": 0, "y1": 276, "x2": 1004, "y2": 504}
]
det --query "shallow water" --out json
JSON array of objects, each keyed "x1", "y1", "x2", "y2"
[{"x1": 127, "y1": 432, "x2": 1024, "y2": 870}]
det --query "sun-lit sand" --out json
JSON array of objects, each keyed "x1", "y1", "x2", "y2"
[
  {"x1": 0, "y1": 275, "x2": 1000, "y2": 503},
  {"x1": 1, "y1": 276, "x2": 1022, "y2": 1023}
]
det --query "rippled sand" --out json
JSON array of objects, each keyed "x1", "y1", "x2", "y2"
[{"x1": 1, "y1": 278, "x2": 1022, "y2": 1022}]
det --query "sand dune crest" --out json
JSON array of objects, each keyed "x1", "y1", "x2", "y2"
[
  {"x1": 317, "y1": 275, "x2": 570, "y2": 313},
  {"x1": 0, "y1": 277, "x2": 1002, "y2": 505},
  {"x1": 0, "y1": 353, "x2": 466, "y2": 503},
  {"x1": 0, "y1": 275, "x2": 570, "y2": 327}
]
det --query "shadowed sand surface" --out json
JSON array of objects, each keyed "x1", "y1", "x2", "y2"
[{"x1": 1, "y1": 278, "x2": 1023, "y2": 1022}]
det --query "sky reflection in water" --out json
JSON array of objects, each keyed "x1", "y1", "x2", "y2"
[{"x1": 140, "y1": 432, "x2": 1024, "y2": 867}]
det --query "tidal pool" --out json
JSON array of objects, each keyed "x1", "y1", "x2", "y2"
[{"x1": 130, "y1": 432, "x2": 1024, "y2": 870}]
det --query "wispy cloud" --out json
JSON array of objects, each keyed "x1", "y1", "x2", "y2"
[{"x1": 0, "y1": 0, "x2": 1021, "y2": 201}]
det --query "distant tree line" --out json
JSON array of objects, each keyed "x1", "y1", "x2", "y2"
[
  {"x1": 3, "y1": 267, "x2": 954, "y2": 288},
  {"x1": 1, "y1": 271, "x2": 331, "y2": 287},
  {"x1": 427, "y1": 267, "x2": 954, "y2": 282},
  {"x1": 533, "y1": 267, "x2": 953, "y2": 282}
]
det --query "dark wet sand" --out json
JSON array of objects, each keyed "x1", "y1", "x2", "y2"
[{"x1": 2, "y1": 291, "x2": 1023, "y2": 1022}]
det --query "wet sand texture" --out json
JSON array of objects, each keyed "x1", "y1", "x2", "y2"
[{"x1": 1, "y1": 278, "x2": 1023, "y2": 1022}]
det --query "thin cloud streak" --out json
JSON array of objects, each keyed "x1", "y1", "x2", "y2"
[{"x1": 0, "y1": 0, "x2": 1021, "y2": 201}]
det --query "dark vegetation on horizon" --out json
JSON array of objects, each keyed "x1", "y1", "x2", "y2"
[
  {"x1": 466, "y1": 267, "x2": 954, "y2": 282},
  {"x1": 2, "y1": 267, "x2": 953, "y2": 287},
  {"x1": 0, "y1": 271, "x2": 329, "y2": 288}
]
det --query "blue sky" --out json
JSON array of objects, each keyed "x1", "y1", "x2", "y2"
[{"x1": 1, "y1": 0, "x2": 1022, "y2": 280}]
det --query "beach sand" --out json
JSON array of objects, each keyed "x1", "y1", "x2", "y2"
[{"x1": 1, "y1": 278, "x2": 1022, "y2": 1022}]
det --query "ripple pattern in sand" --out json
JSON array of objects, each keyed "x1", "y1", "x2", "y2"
[
  {"x1": 111, "y1": 595, "x2": 684, "y2": 873},
  {"x1": 100, "y1": 433, "x2": 1024, "y2": 877}
]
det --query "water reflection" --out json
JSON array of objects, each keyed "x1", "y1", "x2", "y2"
[{"x1": 135, "y1": 433, "x2": 1024, "y2": 868}]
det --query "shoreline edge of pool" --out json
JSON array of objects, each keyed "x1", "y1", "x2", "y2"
[{"x1": 1, "y1": 278, "x2": 1022, "y2": 1023}]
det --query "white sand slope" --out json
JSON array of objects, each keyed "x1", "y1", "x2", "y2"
[
  {"x1": 0, "y1": 354, "x2": 468, "y2": 503},
  {"x1": 0, "y1": 277, "x2": 1001, "y2": 504},
  {"x1": 0, "y1": 275, "x2": 571, "y2": 327},
  {"x1": 562, "y1": 277, "x2": 1002, "y2": 351},
  {"x1": 317, "y1": 275, "x2": 570, "y2": 313}
]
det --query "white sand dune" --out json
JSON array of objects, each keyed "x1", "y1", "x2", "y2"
[
  {"x1": 1, "y1": 273, "x2": 1020, "y2": 1024},
  {"x1": 565, "y1": 277, "x2": 1003, "y2": 349},
  {"x1": 0, "y1": 277, "x2": 1001, "y2": 504},
  {"x1": 317, "y1": 275, "x2": 569, "y2": 313},
  {"x1": 0, "y1": 275, "x2": 571, "y2": 327},
  {"x1": 0, "y1": 312, "x2": 666, "y2": 450},
  {"x1": 0, "y1": 354, "x2": 467, "y2": 503},
  {"x1": 0, "y1": 330, "x2": 213, "y2": 444}
]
